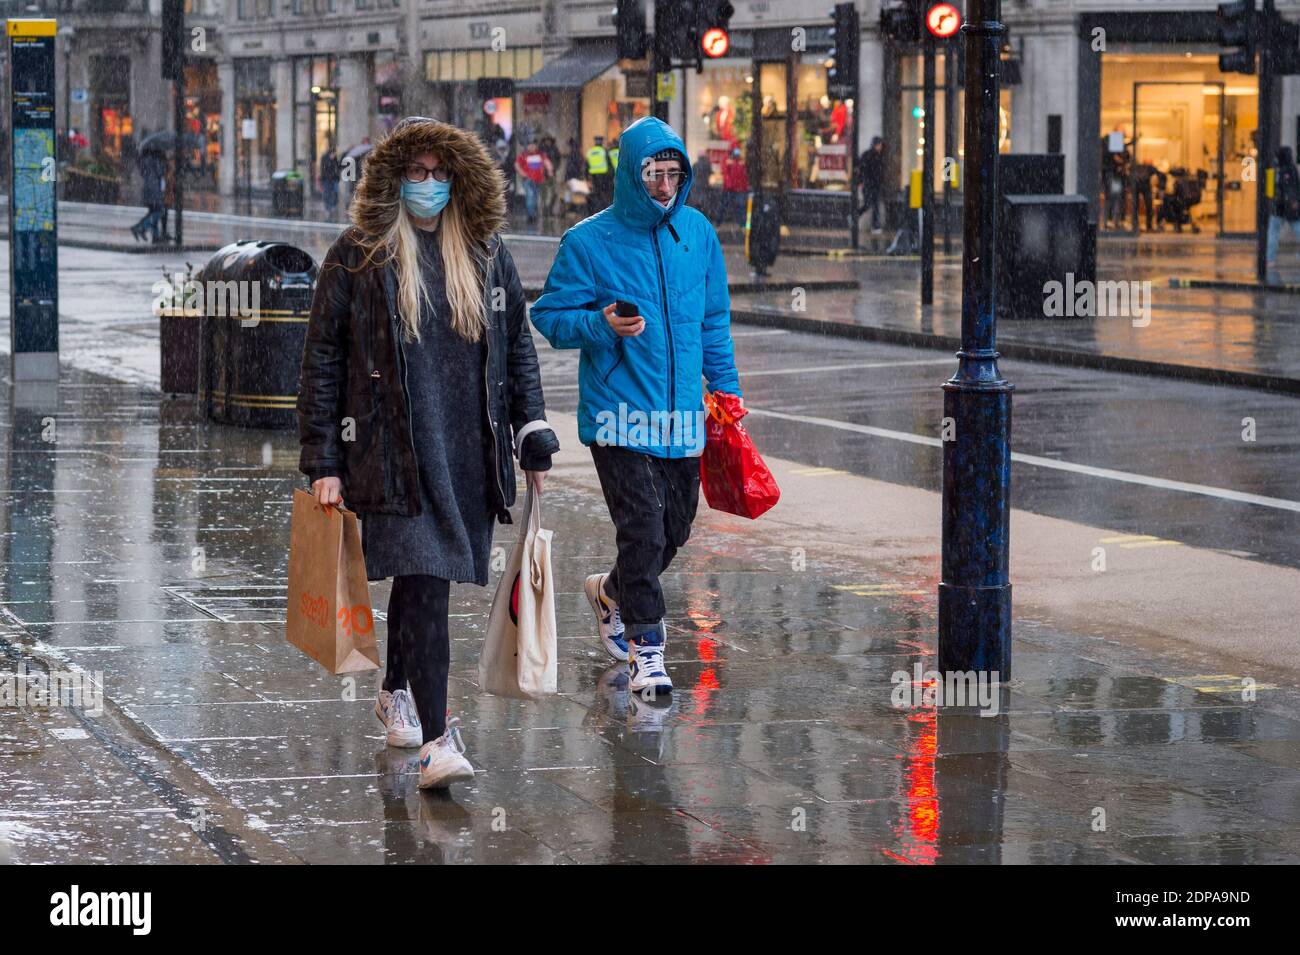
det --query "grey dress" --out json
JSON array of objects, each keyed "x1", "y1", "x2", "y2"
[{"x1": 359, "y1": 226, "x2": 494, "y2": 585}]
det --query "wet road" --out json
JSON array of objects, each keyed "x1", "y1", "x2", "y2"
[{"x1": 540, "y1": 328, "x2": 1300, "y2": 569}]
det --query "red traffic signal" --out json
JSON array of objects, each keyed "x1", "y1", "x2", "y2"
[
  {"x1": 702, "y1": 27, "x2": 730, "y2": 58},
  {"x1": 926, "y1": 2, "x2": 961, "y2": 38}
]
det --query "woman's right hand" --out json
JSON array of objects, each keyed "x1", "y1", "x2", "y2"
[{"x1": 311, "y1": 476, "x2": 344, "y2": 508}]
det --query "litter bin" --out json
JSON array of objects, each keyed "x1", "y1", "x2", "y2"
[
  {"x1": 996, "y1": 194, "x2": 1091, "y2": 320},
  {"x1": 198, "y1": 240, "x2": 318, "y2": 429},
  {"x1": 270, "y1": 169, "x2": 305, "y2": 218}
]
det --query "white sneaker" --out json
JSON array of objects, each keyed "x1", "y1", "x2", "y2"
[
  {"x1": 627, "y1": 628, "x2": 673, "y2": 696},
  {"x1": 584, "y1": 573, "x2": 629, "y2": 661},
  {"x1": 418, "y1": 717, "x2": 475, "y2": 789},
  {"x1": 375, "y1": 688, "x2": 422, "y2": 748}
]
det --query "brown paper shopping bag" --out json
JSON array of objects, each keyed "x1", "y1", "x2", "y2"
[{"x1": 286, "y1": 487, "x2": 380, "y2": 674}]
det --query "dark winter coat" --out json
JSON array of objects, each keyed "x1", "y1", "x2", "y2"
[
  {"x1": 1275, "y1": 147, "x2": 1300, "y2": 222},
  {"x1": 297, "y1": 117, "x2": 558, "y2": 524}
]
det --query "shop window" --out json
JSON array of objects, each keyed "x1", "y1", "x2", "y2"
[
  {"x1": 899, "y1": 52, "x2": 1009, "y2": 192},
  {"x1": 795, "y1": 55, "x2": 852, "y2": 191}
]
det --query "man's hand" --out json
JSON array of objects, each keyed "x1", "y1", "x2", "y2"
[
  {"x1": 603, "y1": 302, "x2": 645, "y2": 337},
  {"x1": 311, "y1": 476, "x2": 344, "y2": 508},
  {"x1": 525, "y1": 470, "x2": 546, "y2": 494}
]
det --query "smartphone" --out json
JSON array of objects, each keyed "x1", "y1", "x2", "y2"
[{"x1": 615, "y1": 300, "x2": 639, "y2": 318}]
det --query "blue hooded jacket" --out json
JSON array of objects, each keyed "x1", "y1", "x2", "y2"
[{"x1": 529, "y1": 117, "x2": 741, "y2": 458}]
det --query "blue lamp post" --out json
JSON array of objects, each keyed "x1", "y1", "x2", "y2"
[{"x1": 938, "y1": 0, "x2": 1013, "y2": 679}]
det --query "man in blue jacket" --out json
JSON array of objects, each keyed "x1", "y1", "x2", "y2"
[{"x1": 530, "y1": 117, "x2": 742, "y2": 697}]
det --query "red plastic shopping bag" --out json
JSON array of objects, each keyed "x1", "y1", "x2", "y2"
[{"x1": 699, "y1": 391, "x2": 780, "y2": 519}]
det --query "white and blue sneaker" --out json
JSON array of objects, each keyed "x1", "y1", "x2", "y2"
[
  {"x1": 375, "y1": 688, "x2": 422, "y2": 748},
  {"x1": 627, "y1": 623, "x2": 672, "y2": 696},
  {"x1": 585, "y1": 573, "x2": 629, "y2": 661},
  {"x1": 417, "y1": 717, "x2": 475, "y2": 790}
]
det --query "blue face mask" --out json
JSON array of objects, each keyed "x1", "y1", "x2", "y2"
[{"x1": 401, "y1": 177, "x2": 451, "y2": 218}]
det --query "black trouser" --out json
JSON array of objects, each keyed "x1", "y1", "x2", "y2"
[
  {"x1": 383, "y1": 575, "x2": 450, "y2": 743},
  {"x1": 590, "y1": 444, "x2": 701, "y2": 627}
]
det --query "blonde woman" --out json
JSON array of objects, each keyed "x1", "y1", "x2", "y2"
[{"x1": 297, "y1": 117, "x2": 558, "y2": 789}]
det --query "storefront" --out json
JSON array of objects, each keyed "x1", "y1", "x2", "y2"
[
  {"x1": 682, "y1": 27, "x2": 856, "y2": 228},
  {"x1": 424, "y1": 44, "x2": 546, "y2": 178},
  {"x1": 234, "y1": 57, "x2": 277, "y2": 188},
  {"x1": 1099, "y1": 50, "x2": 1256, "y2": 235},
  {"x1": 89, "y1": 53, "x2": 132, "y2": 162},
  {"x1": 293, "y1": 53, "x2": 338, "y2": 194},
  {"x1": 515, "y1": 41, "x2": 641, "y2": 179},
  {"x1": 184, "y1": 59, "x2": 222, "y2": 190},
  {"x1": 1077, "y1": 11, "x2": 1261, "y2": 238}
]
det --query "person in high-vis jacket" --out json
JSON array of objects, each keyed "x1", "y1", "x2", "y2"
[
  {"x1": 585, "y1": 135, "x2": 614, "y2": 214},
  {"x1": 530, "y1": 117, "x2": 742, "y2": 697}
]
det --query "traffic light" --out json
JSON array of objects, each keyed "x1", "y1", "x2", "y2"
[
  {"x1": 880, "y1": 0, "x2": 921, "y2": 43},
  {"x1": 699, "y1": 0, "x2": 734, "y2": 60},
  {"x1": 654, "y1": 0, "x2": 694, "y2": 63},
  {"x1": 827, "y1": 2, "x2": 860, "y2": 101},
  {"x1": 1217, "y1": 0, "x2": 1257, "y2": 75},
  {"x1": 614, "y1": 0, "x2": 648, "y2": 61}
]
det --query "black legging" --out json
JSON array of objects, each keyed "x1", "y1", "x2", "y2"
[{"x1": 382, "y1": 575, "x2": 450, "y2": 743}]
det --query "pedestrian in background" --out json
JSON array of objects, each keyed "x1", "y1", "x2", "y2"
[
  {"x1": 131, "y1": 150, "x2": 166, "y2": 243},
  {"x1": 856, "y1": 136, "x2": 886, "y2": 234},
  {"x1": 586, "y1": 135, "x2": 614, "y2": 214},
  {"x1": 515, "y1": 140, "x2": 550, "y2": 226},
  {"x1": 1267, "y1": 145, "x2": 1300, "y2": 278},
  {"x1": 530, "y1": 117, "x2": 743, "y2": 701},
  {"x1": 721, "y1": 145, "x2": 749, "y2": 228},
  {"x1": 538, "y1": 134, "x2": 561, "y2": 220},
  {"x1": 297, "y1": 116, "x2": 559, "y2": 789},
  {"x1": 320, "y1": 143, "x2": 341, "y2": 219}
]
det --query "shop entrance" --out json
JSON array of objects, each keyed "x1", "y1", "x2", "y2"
[{"x1": 1100, "y1": 52, "x2": 1257, "y2": 237}]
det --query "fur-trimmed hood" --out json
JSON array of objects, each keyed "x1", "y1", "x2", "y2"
[{"x1": 350, "y1": 116, "x2": 507, "y2": 247}]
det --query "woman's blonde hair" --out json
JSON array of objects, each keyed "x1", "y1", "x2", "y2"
[{"x1": 355, "y1": 180, "x2": 489, "y2": 344}]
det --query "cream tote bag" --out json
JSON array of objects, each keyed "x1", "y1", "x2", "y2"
[{"x1": 479, "y1": 484, "x2": 557, "y2": 699}]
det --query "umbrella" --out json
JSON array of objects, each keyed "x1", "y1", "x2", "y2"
[
  {"x1": 140, "y1": 131, "x2": 202, "y2": 154},
  {"x1": 343, "y1": 142, "x2": 373, "y2": 161}
]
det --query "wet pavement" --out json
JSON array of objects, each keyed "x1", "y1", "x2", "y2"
[{"x1": 2, "y1": 310, "x2": 1299, "y2": 862}]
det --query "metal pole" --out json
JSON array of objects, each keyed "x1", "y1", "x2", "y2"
[
  {"x1": 943, "y1": 35, "x2": 956, "y2": 254},
  {"x1": 172, "y1": 15, "x2": 184, "y2": 249},
  {"x1": 1258, "y1": 0, "x2": 1275, "y2": 282},
  {"x1": 849, "y1": 11, "x2": 861, "y2": 250},
  {"x1": 938, "y1": 0, "x2": 1013, "y2": 679},
  {"x1": 921, "y1": 30, "x2": 935, "y2": 304}
]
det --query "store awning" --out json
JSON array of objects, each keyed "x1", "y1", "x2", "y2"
[{"x1": 516, "y1": 42, "x2": 618, "y2": 91}]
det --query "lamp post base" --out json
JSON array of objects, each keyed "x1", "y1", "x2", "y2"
[{"x1": 937, "y1": 582, "x2": 1012, "y2": 678}]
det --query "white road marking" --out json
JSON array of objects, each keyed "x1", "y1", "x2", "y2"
[
  {"x1": 740, "y1": 358, "x2": 954, "y2": 378},
  {"x1": 749, "y1": 407, "x2": 1300, "y2": 513},
  {"x1": 542, "y1": 358, "x2": 951, "y2": 393}
]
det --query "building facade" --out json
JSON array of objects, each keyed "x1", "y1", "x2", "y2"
[{"x1": 4, "y1": 0, "x2": 1300, "y2": 235}]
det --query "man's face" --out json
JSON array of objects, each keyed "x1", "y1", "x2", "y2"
[{"x1": 642, "y1": 158, "x2": 684, "y2": 206}]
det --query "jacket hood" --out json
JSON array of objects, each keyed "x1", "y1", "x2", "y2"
[
  {"x1": 612, "y1": 117, "x2": 692, "y2": 230},
  {"x1": 351, "y1": 116, "x2": 506, "y2": 247}
]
